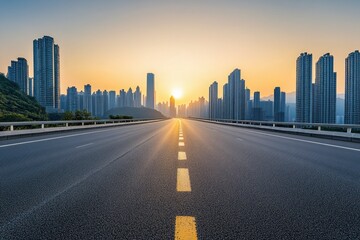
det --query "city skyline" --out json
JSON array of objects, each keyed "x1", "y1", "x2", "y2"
[{"x1": 1, "y1": 1, "x2": 360, "y2": 105}]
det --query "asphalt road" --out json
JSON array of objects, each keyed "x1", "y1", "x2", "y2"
[{"x1": 1, "y1": 119, "x2": 360, "y2": 239}]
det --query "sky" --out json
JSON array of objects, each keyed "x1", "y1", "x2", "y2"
[{"x1": 1, "y1": 0, "x2": 359, "y2": 105}]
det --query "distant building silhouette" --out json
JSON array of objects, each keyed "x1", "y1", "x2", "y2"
[
  {"x1": 33, "y1": 36, "x2": 60, "y2": 112},
  {"x1": 170, "y1": 96, "x2": 176, "y2": 118},
  {"x1": 296, "y1": 52, "x2": 312, "y2": 123},
  {"x1": 66, "y1": 87, "x2": 78, "y2": 112},
  {"x1": 252, "y1": 91, "x2": 263, "y2": 120},
  {"x1": 274, "y1": 87, "x2": 286, "y2": 122},
  {"x1": 209, "y1": 81, "x2": 218, "y2": 119},
  {"x1": 228, "y1": 69, "x2": 245, "y2": 120},
  {"x1": 146, "y1": 73, "x2": 155, "y2": 109},
  {"x1": 134, "y1": 86, "x2": 142, "y2": 107},
  {"x1": 345, "y1": 50, "x2": 360, "y2": 124},
  {"x1": 125, "y1": 88, "x2": 134, "y2": 107},
  {"x1": 103, "y1": 90, "x2": 109, "y2": 113},
  {"x1": 109, "y1": 90, "x2": 116, "y2": 110},
  {"x1": 84, "y1": 84, "x2": 92, "y2": 114}
]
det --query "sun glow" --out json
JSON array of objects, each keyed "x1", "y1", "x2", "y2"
[{"x1": 172, "y1": 88, "x2": 183, "y2": 99}]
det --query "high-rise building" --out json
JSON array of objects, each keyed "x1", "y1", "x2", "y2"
[
  {"x1": 261, "y1": 100, "x2": 274, "y2": 121},
  {"x1": 280, "y1": 92, "x2": 286, "y2": 121},
  {"x1": 126, "y1": 88, "x2": 134, "y2": 107},
  {"x1": 103, "y1": 90, "x2": 109, "y2": 114},
  {"x1": 118, "y1": 89, "x2": 126, "y2": 107},
  {"x1": 245, "y1": 88, "x2": 251, "y2": 120},
  {"x1": 7, "y1": 57, "x2": 29, "y2": 94},
  {"x1": 252, "y1": 91, "x2": 262, "y2": 120},
  {"x1": 209, "y1": 81, "x2": 218, "y2": 119},
  {"x1": 170, "y1": 96, "x2": 176, "y2": 118},
  {"x1": 95, "y1": 90, "x2": 104, "y2": 117},
  {"x1": 78, "y1": 91, "x2": 84, "y2": 110},
  {"x1": 109, "y1": 90, "x2": 116, "y2": 110},
  {"x1": 223, "y1": 83, "x2": 229, "y2": 119},
  {"x1": 84, "y1": 84, "x2": 92, "y2": 114},
  {"x1": 314, "y1": 53, "x2": 336, "y2": 123},
  {"x1": 274, "y1": 87, "x2": 286, "y2": 122},
  {"x1": 228, "y1": 69, "x2": 245, "y2": 120},
  {"x1": 345, "y1": 50, "x2": 360, "y2": 124},
  {"x1": 296, "y1": 52, "x2": 312, "y2": 123},
  {"x1": 134, "y1": 86, "x2": 142, "y2": 107},
  {"x1": 66, "y1": 86, "x2": 78, "y2": 112},
  {"x1": 33, "y1": 36, "x2": 60, "y2": 112},
  {"x1": 146, "y1": 73, "x2": 155, "y2": 109}
]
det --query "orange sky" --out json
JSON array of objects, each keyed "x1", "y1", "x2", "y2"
[{"x1": 1, "y1": 1, "x2": 359, "y2": 104}]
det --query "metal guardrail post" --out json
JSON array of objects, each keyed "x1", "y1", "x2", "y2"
[
  {"x1": 41, "y1": 124, "x2": 45, "y2": 129},
  {"x1": 10, "y1": 125, "x2": 14, "y2": 131},
  {"x1": 293, "y1": 125, "x2": 296, "y2": 128},
  {"x1": 347, "y1": 128, "x2": 352, "y2": 133},
  {"x1": 66, "y1": 123, "x2": 69, "y2": 127},
  {"x1": 318, "y1": 126, "x2": 321, "y2": 131},
  {"x1": 82, "y1": 122, "x2": 84, "y2": 126},
  {"x1": 273, "y1": 124, "x2": 276, "y2": 127}
]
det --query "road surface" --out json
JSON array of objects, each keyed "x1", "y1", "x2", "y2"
[{"x1": 1, "y1": 119, "x2": 360, "y2": 239}]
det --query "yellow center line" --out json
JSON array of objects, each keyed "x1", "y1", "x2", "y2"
[
  {"x1": 179, "y1": 137, "x2": 184, "y2": 141},
  {"x1": 175, "y1": 216, "x2": 198, "y2": 240},
  {"x1": 179, "y1": 142, "x2": 185, "y2": 147},
  {"x1": 178, "y1": 151, "x2": 187, "y2": 160},
  {"x1": 177, "y1": 168, "x2": 191, "y2": 192}
]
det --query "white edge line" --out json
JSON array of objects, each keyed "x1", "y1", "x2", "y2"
[
  {"x1": 239, "y1": 128, "x2": 360, "y2": 152},
  {"x1": 75, "y1": 143, "x2": 94, "y2": 149},
  {"x1": 0, "y1": 129, "x2": 111, "y2": 148}
]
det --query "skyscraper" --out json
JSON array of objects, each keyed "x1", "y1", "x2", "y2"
[
  {"x1": 66, "y1": 86, "x2": 78, "y2": 112},
  {"x1": 84, "y1": 84, "x2": 92, "y2": 114},
  {"x1": 126, "y1": 88, "x2": 134, "y2": 107},
  {"x1": 134, "y1": 86, "x2": 142, "y2": 107},
  {"x1": 296, "y1": 52, "x2": 312, "y2": 123},
  {"x1": 33, "y1": 36, "x2": 60, "y2": 112},
  {"x1": 170, "y1": 96, "x2": 176, "y2": 118},
  {"x1": 274, "y1": 87, "x2": 286, "y2": 122},
  {"x1": 95, "y1": 90, "x2": 104, "y2": 117},
  {"x1": 109, "y1": 90, "x2": 116, "y2": 110},
  {"x1": 314, "y1": 53, "x2": 336, "y2": 123},
  {"x1": 245, "y1": 88, "x2": 251, "y2": 120},
  {"x1": 223, "y1": 83, "x2": 229, "y2": 119},
  {"x1": 228, "y1": 69, "x2": 245, "y2": 120},
  {"x1": 7, "y1": 57, "x2": 29, "y2": 95},
  {"x1": 209, "y1": 81, "x2": 218, "y2": 119},
  {"x1": 280, "y1": 91, "x2": 286, "y2": 121},
  {"x1": 103, "y1": 90, "x2": 109, "y2": 114},
  {"x1": 253, "y1": 91, "x2": 262, "y2": 120},
  {"x1": 345, "y1": 50, "x2": 360, "y2": 124},
  {"x1": 146, "y1": 73, "x2": 155, "y2": 109}
]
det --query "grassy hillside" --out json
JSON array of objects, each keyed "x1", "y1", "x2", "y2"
[{"x1": 0, "y1": 75, "x2": 47, "y2": 121}]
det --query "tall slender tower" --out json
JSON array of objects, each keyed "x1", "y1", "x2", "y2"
[
  {"x1": 33, "y1": 36, "x2": 60, "y2": 112},
  {"x1": 345, "y1": 50, "x2": 360, "y2": 124},
  {"x1": 146, "y1": 73, "x2": 155, "y2": 109},
  {"x1": 209, "y1": 81, "x2": 218, "y2": 119},
  {"x1": 228, "y1": 69, "x2": 245, "y2": 120},
  {"x1": 296, "y1": 52, "x2": 312, "y2": 123},
  {"x1": 314, "y1": 53, "x2": 336, "y2": 123},
  {"x1": 84, "y1": 84, "x2": 92, "y2": 114}
]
